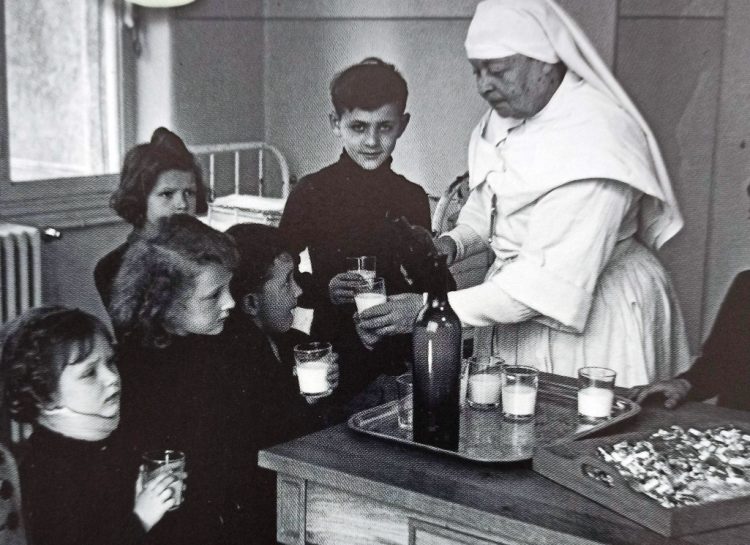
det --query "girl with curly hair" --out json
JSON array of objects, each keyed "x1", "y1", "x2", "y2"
[
  {"x1": 94, "y1": 127, "x2": 209, "y2": 307},
  {"x1": 0, "y1": 307, "x2": 176, "y2": 545},
  {"x1": 108, "y1": 214, "x2": 238, "y2": 545}
]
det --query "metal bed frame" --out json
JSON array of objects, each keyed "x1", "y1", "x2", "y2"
[{"x1": 190, "y1": 141, "x2": 291, "y2": 229}]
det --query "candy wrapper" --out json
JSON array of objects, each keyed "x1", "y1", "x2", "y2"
[{"x1": 598, "y1": 425, "x2": 750, "y2": 508}]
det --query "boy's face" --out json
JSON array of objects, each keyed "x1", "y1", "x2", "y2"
[
  {"x1": 330, "y1": 103, "x2": 410, "y2": 170},
  {"x1": 248, "y1": 253, "x2": 302, "y2": 334},
  {"x1": 54, "y1": 333, "x2": 121, "y2": 419},
  {"x1": 171, "y1": 264, "x2": 235, "y2": 336}
]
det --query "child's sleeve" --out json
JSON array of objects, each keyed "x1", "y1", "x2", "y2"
[
  {"x1": 680, "y1": 272, "x2": 750, "y2": 401},
  {"x1": 115, "y1": 513, "x2": 149, "y2": 545},
  {"x1": 22, "y1": 449, "x2": 147, "y2": 545},
  {"x1": 278, "y1": 180, "x2": 313, "y2": 255},
  {"x1": 409, "y1": 186, "x2": 432, "y2": 231}
]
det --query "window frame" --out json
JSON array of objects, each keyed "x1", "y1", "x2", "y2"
[{"x1": 0, "y1": 0, "x2": 135, "y2": 227}]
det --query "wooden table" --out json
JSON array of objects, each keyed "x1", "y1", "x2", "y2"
[{"x1": 259, "y1": 393, "x2": 750, "y2": 545}]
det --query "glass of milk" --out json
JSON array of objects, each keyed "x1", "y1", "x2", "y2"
[
  {"x1": 141, "y1": 450, "x2": 186, "y2": 511},
  {"x1": 577, "y1": 367, "x2": 617, "y2": 424},
  {"x1": 465, "y1": 355, "x2": 503, "y2": 410},
  {"x1": 500, "y1": 365, "x2": 539, "y2": 421},
  {"x1": 294, "y1": 342, "x2": 334, "y2": 398},
  {"x1": 346, "y1": 256, "x2": 377, "y2": 286},
  {"x1": 354, "y1": 277, "x2": 387, "y2": 314}
]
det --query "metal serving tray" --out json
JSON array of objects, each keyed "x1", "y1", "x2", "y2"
[{"x1": 348, "y1": 378, "x2": 640, "y2": 462}]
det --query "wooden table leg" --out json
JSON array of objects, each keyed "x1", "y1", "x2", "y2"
[{"x1": 277, "y1": 473, "x2": 307, "y2": 545}]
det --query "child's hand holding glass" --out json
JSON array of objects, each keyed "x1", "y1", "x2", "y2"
[
  {"x1": 329, "y1": 256, "x2": 377, "y2": 305},
  {"x1": 133, "y1": 470, "x2": 182, "y2": 531}
]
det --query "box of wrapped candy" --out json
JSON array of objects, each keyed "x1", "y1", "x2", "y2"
[{"x1": 533, "y1": 424, "x2": 750, "y2": 536}]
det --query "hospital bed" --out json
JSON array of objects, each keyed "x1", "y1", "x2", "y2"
[{"x1": 190, "y1": 141, "x2": 291, "y2": 232}]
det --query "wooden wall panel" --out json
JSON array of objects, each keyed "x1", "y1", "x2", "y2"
[
  {"x1": 616, "y1": 17, "x2": 724, "y2": 351},
  {"x1": 703, "y1": 0, "x2": 750, "y2": 338},
  {"x1": 620, "y1": 0, "x2": 725, "y2": 18}
]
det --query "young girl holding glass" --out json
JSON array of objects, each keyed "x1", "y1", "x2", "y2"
[
  {"x1": 0, "y1": 307, "x2": 175, "y2": 545},
  {"x1": 108, "y1": 214, "x2": 237, "y2": 545},
  {"x1": 94, "y1": 127, "x2": 208, "y2": 307}
]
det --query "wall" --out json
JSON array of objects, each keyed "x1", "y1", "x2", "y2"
[
  {"x1": 615, "y1": 5, "x2": 723, "y2": 350},
  {"x1": 41, "y1": 222, "x2": 131, "y2": 326},
  {"x1": 136, "y1": 10, "x2": 174, "y2": 142},
  {"x1": 35, "y1": 0, "x2": 750, "y2": 357},
  {"x1": 261, "y1": 0, "x2": 616, "y2": 197},
  {"x1": 34, "y1": 2, "x2": 267, "y2": 323},
  {"x1": 614, "y1": 1, "x2": 750, "y2": 350},
  {"x1": 702, "y1": 0, "x2": 750, "y2": 339}
]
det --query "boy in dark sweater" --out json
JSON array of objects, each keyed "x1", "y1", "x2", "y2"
[
  {"x1": 220, "y1": 223, "x2": 338, "y2": 544},
  {"x1": 279, "y1": 58, "x2": 431, "y2": 408}
]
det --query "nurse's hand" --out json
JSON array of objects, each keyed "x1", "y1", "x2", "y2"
[
  {"x1": 354, "y1": 315, "x2": 381, "y2": 351},
  {"x1": 357, "y1": 293, "x2": 423, "y2": 338},
  {"x1": 329, "y1": 272, "x2": 368, "y2": 305},
  {"x1": 627, "y1": 378, "x2": 692, "y2": 409},
  {"x1": 434, "y1": 236, "x2": 457, "y2": 266}
]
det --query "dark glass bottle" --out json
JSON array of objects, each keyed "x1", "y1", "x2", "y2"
[{"x1": 411, "y1": 254, "x2": 462, "y2": 450}]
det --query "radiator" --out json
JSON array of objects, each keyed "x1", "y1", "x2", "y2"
[
  {"x1": 0, "y1": 223, "x2": 42, "y2": 443},
  {"x1": 0, "y1": 223, "x2": 42, "y2": 323}
]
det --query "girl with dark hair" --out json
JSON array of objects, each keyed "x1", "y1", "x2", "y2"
[
  {"x1": 108, "y1": 214, "x2": 238, "y2": 545},
  {"x1": 0, "y1": 307, "x2": 175, "y2": 545},
  {"x1": 94, "y1": 127, "x2": 209, "y2": 307}
]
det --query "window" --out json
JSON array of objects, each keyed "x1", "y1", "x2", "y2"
[{"x1": 0, "y1": 0, "x2": 134, "y2": 226}]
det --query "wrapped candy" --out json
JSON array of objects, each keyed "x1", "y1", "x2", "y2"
[{"x1": 598, "y1": 426, "x2": 750, "y2": 508}]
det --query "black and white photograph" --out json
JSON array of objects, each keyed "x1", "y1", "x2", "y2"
[{"x1": 0, "y1": 1, "x2": 749, "y2": 544}]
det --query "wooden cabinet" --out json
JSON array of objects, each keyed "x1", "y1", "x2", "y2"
[
  {"x1": 273, "y1": 473, "x2": 601, "y2": 545},
  {"x1": 260, "y1": 399, "x2": 750, "y2": 545}
]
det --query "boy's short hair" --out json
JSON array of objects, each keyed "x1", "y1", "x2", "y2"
[
  {"x1": 330, "y1": 57, "x2": 408, "y2": 115},
  {"x1": 108, "y1": 214, "x2": 238, "y2": 348},
  {"x1": 110, "y1": 127, "x2": 209, "y2": 228},
  {"x1": 0, "y1": 307, "x2": 112, "y2": 423},
  {"x1": 226, "y1": 223, "x2": 292, "y2": 303}
]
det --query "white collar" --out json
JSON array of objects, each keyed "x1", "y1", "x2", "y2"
[{"x1": 38, "y1": 406, "x2": 118, "y2": 442}]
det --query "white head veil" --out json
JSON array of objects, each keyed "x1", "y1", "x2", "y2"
[{"x1": 464, "y1": 0, "x2": 683, "y2": 249}]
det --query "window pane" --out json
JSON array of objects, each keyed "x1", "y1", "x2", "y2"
[{"x1": 5, "y1": 0, "x2": 120, "y2": 181}]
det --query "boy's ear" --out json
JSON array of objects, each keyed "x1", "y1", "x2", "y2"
[
  {"x1": 241, "y1": 293, "x2": 258, "y2": 316},
  {"x1": 329, "y1": 112, "x2": 342, "y2": 137},
  {"x1": 397, "y1": 113, "x2": 411, "y2": 137}
]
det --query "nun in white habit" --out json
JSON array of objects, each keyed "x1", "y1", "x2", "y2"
[{"x1": 356, "y1": 0, "x2": 690, "y2": 387}]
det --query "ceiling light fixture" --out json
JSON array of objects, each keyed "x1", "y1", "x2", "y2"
[{"x1": 127, "y1": 0, "x2": 195, "y2": 7}]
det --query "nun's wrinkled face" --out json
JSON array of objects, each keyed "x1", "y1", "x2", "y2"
[{"x1": 470, "y1": 54, "x2": 560, "y2": 119}]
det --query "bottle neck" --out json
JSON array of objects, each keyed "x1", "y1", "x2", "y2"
[
  {"x1": 425, "y1": 254, "x2": 450, "y2": 304},
  {"x1": 426, "y1": 287, "x2": 449, "y2": 306}
]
